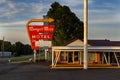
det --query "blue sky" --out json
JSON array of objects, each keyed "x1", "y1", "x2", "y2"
[{"x1": 0, "y1": 0, "x2": 120, "y2": 44}]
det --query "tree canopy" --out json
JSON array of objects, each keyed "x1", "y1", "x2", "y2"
[
  {"x1": 47, "y1": 2, "x2": 83, "y2": 46},
  {"x1": 0, "y1": 40, "x2": 33, "y2": 57}
]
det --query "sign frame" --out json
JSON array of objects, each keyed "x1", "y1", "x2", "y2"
[{"x1": 26, "y1": 18, "x2": 54, "y2": 50}]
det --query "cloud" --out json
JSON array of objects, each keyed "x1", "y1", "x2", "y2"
[
  {"x1": 7, "y1": 1, "x2": 16, "y2": 9},
  {"x1": 0, "y1": 0, "x2": 6, "y2": 4},
  {"x1": 0, "y1": 0, "x2": 46, "y2": 20},
  {"x1": 63, "y1": 0, "x2": 83, "y2": 6},
  {"x1": 87, "y1": 0, "x2": 120, "y2": 25},
  {"x1": 0, "y1": 10, "x2": 21, "y2": 18},
  {"x1": 0, "y1": 21, "x2": 26, "y2": 27},
  {"x1": 89, "y1": 18, "x2": 120, "y2": 25},
  {"x1": 0, "y1": 0, "x2": 120, "y2": 43},
  {"x1": 60, "y1": 0, "x2": 94, "y2": 7},
  {"x1": 0, "y1": 28, "x2": 29, "y2": 44},
  {"x1": 88, "y1": 9, "x2": 120, "y2": 25},
  {"x1": 88, "y1": 25, "x2": 120, "y2": 40}
]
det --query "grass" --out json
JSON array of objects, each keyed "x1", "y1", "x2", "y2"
[
  {"x1": 11, "y1": 53, "x2": 47, "y2": 62},
  {"x1": 0, "y1": 51, "x2": 52, "y2": 63},
  {"x1": 0, "y1": 55, "x2": 33, "y2": 63},
  {"x1": 11, "y1": 57, "x2": 30, "y2": 62}
]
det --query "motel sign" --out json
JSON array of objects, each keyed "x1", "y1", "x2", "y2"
[
  {"x1": 27, "y1": 25, "x2": 55, "y2": 50},
  {"x1": 26, "y1": 18, "x2": 54, "y2": 50}
]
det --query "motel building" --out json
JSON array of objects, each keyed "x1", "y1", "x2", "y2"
[{"x1": 51, "y1": 39, "x2": 120, "y2": 68}]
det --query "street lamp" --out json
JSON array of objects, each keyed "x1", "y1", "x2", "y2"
[{"x1": 84, "y1": 0, "x2": 88, "y2": 69}]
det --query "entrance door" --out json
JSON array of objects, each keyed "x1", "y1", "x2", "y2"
[
  {"x1": 74, "y1": 52, "x2": 79, "y2": 61},
  {"x1": 68, "y1": 52, "x2": 73, "y2": 63}
]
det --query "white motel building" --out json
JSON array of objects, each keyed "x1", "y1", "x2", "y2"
[{"x1": 51, "y1": 38, "x2": 120, "y2": 68}]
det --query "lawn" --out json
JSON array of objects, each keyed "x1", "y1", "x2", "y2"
[{"x1": 0, "y1": 51, "x2": 52, "y2": 63}]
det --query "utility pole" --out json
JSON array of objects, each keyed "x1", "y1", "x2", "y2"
[
  {"x1": 1, "y1": 37, "x2": 4, "y2": 56},
  {"x1": 84, "y1": 0, "x2": 88, "y2": 69}
]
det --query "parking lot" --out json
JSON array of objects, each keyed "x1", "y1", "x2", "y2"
[{"x1": 0, "y1": 62, "x2": 120, "y2": 80}]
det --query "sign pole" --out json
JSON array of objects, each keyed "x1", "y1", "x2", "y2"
[
  {"x1": 45, "y1": 49, "x2": 47, "y2": 61},
  {"x1": 34, "y1": 50, "x2": 36, "y2": 63},
  {"x1": 84, "y1": 0, "x2": 88, "y2": 69}
]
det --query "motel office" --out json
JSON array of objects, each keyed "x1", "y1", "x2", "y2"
[{"x1": 51, "y1": 39, "x2": 120, "y2": 67}]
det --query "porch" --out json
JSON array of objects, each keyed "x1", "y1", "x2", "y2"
[
  {"x1": 51, "y1": 63, "x2": 120, "y2": 69},
  {"x1": 51, "y1": 46, "x2": 120, "y2": 69}
]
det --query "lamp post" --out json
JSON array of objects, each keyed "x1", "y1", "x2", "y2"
[{"x1": 84, "y1": 0, "x2": 88, "y2": 69}]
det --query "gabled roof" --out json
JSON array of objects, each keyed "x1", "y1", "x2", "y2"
[
  {"x1": 88, "y1": 39, "x2": 120, "y2": 46},
  {"x1": 110, "y1": 41, "x2": 120, "y2": 46},
  {"x1": 64, "y1": 38, "x2": 120, "y2": 46},
  {"x1": 63, "y1": 38, "x2": 84, "y2": 46},
  {"x1": 88, "y1": 39, "x2": 110, "y2": 46}
]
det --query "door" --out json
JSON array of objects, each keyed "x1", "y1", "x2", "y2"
[{"x1": 68, "y1": 52, "x2": 73, "y2": 63}]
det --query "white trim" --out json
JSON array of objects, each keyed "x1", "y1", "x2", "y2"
[
  {"x1": 53, "y1": 46, "x2": 120, "y2": 50},
  {"x1": 52, "y1": 46, "x2": 120, "y2": 52}
]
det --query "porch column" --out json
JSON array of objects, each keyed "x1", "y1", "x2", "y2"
[
  {"x1": 73, "y1": 51, "x2": 74, "y2": 64},
  {"x1": 108, "y1": 52, "x2": 111, "y2": 64},
  {"x1": 79, "y1": 51, "x2": 82, "y2": 65},
  {"x1": 102, "y1": 52, "x2": 104, "y2": 64}
]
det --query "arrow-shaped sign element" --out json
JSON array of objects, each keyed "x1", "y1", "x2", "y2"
[{"x1": 27, "y1": 18, "x2": 54, "y2": 24}]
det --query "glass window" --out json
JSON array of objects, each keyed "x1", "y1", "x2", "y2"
[
  {"x1": 60, "y1": 51, "x2": 67, "y2": 61},
  {"x1": 74, "y1": 52, "x2": 79, "y2": 61}
]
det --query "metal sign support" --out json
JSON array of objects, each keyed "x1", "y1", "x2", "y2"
[{"x1": 34, "y1": 50, "x2": 36, "y2": 63}]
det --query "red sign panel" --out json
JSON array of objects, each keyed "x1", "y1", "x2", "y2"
[
  {"x1": 28, "y1": 25, "x2": 54, "y2": 33},
  {"x1": 30, "y1": 34, "x2": 53, "y2": 40},
  {"x1": 27, "y1": 25, "x2": 55, "y2": 50}
]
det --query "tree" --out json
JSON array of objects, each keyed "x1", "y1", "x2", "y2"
[
  {"x1": 0, "y1": 40, "x2": 11, "y2": 52},
  {"x1": 10, "y1": 44, "x2": 17, "y2": 56},
  {"x1": 23, "y1": 44, "x2": 33, "y2": 55},
  {"x1": 15, "y1": 42, "x2": 24, "y2": 56},
  {"x1": 0, "y1": 39, "x2": 33, "y2": 56},
  {"x1": 4, "y1": 41, "x2": 11, "y2": 51},
  {"x1": 47, "y1": 2, "x2": 83, "y2": 46}
]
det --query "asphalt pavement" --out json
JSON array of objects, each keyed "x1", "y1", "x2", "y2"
[{"x1": 0, "y1": 62, "x2": 120, "y2": 80}]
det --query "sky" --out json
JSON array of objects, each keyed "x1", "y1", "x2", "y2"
[{"x1": 0, "y1": 0, "x2": 120, "y2": 44}]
